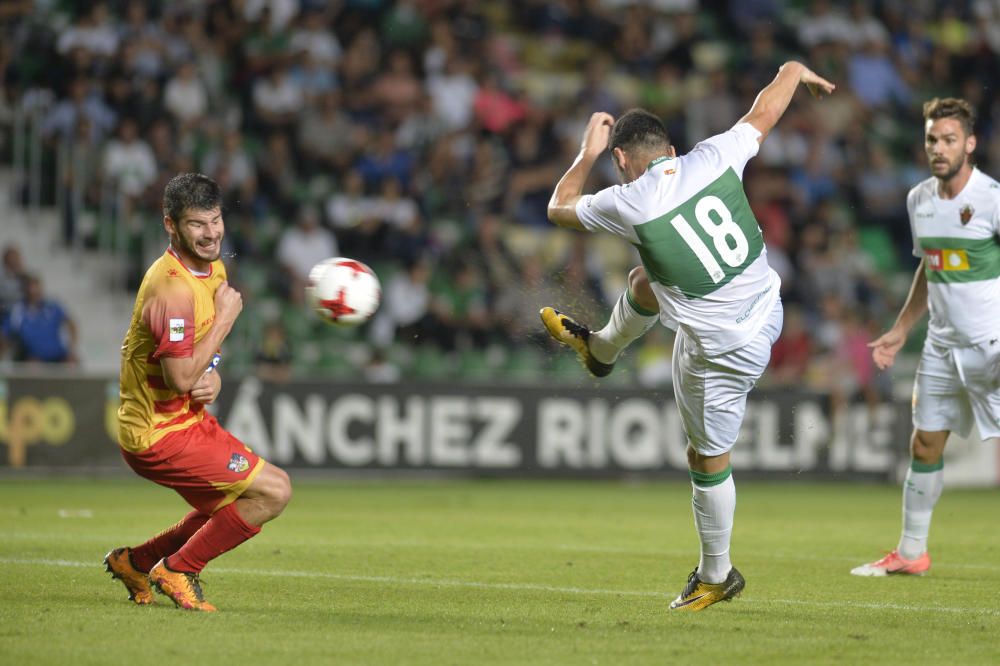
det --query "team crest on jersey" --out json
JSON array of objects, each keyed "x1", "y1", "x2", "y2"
[
  {"x1": 960, "y1": 204, "x2": 974, "y2": 225},
  {"x1": 227, "y1": 453, "x2": 249, "y2": 473},
  {"x1": 167, "y1": 268, "x2": 180, "y2": 278}
]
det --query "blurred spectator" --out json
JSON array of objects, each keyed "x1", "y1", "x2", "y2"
[
  {"x1": 202, "y1": 129, "x2": 258, "y2": 206},
  {"x1": 371, "y1": 49, "x2": 423, "y2": 124},
  {"x1": 355, "y1": 128, "x2": 413, "y2": 190},
  {"x1": 845, "y1": 1, "x2": 891, "y2": 49},
  {"x1": 797, "y1": 0, "x2": 853, "y2": 49},
  {"x1": 685, "y1": 68, "x2": 740, "y2": 146},
  {"x1": 118, "y1": 1, "x2": 165, "y2": 80},
  {"x1": 256, "y1": 131, "x2": 300, "y2": 213},
  {"x1": 0, "y1": 245, "x2": 26, "y2": 320},
  {"x1": 493, "y1": 255, "x2": 562, "y2": 346},
  {"x1": 56, "y1": 2, "x2": 119, "y2": 59},
  {"x1": 163, "y1": 62, "x2": 208, "y2": 126},
  {"x1": 506, "y1": 114, "x2": 560, "y2": 227},
  {"x1": 769, "y1": 305, "x2": 813, "y2": 386},
  {"x1": 297, "y1": 90, "x2": 358, "y2": 172},
  {"x1": 848, "y1": 34, "x2": 911, "y2": 109},
  {"x1": 856, "y1": 145, "x2": 907, "y2": 226},
  {"x1": 275, "y1": 205, "x2": 339, "y2": 303},
  {"x1": 2, "y1": 275, "x2": 78, "y2": 364},
  {"x1": 427, "y1": 55, "x2": 477, "y2": 130},
  {"x1": 254, "y1": 320, "x2": 293, "y2": 383},
  {"x1": 102, "y1": 117, "x2": 156, "y2": 200},
  {"x1": 41, "y1": 78, "x2": 116, "y2": 142},
  {"x1": 252, "y1": 63, "x2": 305, "y2": 131},
  {"x1": 289, "y1": 9, "x2": 342, "y2": 66},
  {"x1": 253, "y1": 0, "x2": 301, "y2": 33},
  {"x1": 371, "y1": 256, "x2": 433, "y2": 348},
  {"x1": 429, "y1": 260, "x2": 491, "y2": 351},
  {"x1": 59, "y1": 116, "x2": 103, "y2": 245},
  {"x1": 363, "y1": 347, "x2": 402, "y2": 383},
  {"x1": 473, "y1": 71, "x2": 526, "y2": 134}
]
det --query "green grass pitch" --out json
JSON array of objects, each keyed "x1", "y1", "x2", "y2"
[{"x1": 1, "y1": 477, "x2": 998, "y2": 665}]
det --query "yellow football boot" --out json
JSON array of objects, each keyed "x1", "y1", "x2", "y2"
[
  {"x1": 669, "y1": 567, "x2": 745, "y2": 611},
  {"x1": 539, "y1": 307, "x2": 614, "y2": 377}
]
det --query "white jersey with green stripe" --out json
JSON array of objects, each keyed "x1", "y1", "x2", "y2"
[
  {"x1": 908, "y1": 167, "x2": 1000, "y2": 347},
  {"x1": 575, "y1": 122, "x2": 780, "y2": 355}
]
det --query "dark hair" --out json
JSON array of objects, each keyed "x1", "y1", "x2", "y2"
[
  {"x1": 609, "y1": 109, "x2": 671, "y2": 155},
  {"x1": 923, "y1": 97, "x2": 976, "y2": 137},
  {"x1": 162, "y1": 173, "x2": 222, "y2": 222}
]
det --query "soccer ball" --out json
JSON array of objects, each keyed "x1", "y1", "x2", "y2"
[{"x1": 305, "y1": 257, "x2": 381, "y2": 326}]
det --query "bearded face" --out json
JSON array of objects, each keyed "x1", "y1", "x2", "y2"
[
  {"x1": 925, "y1": 117, "x2": 975, "y2": 182},
  {"x1": 167, "y1": 207, "x2": 224, "y2": 266}
]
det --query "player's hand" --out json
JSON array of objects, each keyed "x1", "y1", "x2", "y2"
[
  {"x1": 581, "y1": 112, "x2": 615, "y2": 158},
  {"x1": 190, "y1": 369, "x2": 221, "y2": 404},
  {"x1": 868, "y1": 327, "x2": 906, "y2": 370},
  {"x1": 800, "y1": 67, "x2": 835, "y2": 98},
  {"x1": 214, "y1": 281, "x2": 243, "y2": 326}
]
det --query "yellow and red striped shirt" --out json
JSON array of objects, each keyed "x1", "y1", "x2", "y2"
[{"x1": 117, "y1": 248, "x2": 227, "y2": 453}]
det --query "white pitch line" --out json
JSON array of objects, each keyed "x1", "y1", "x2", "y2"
[
  {"x1": 2, "y1": 531, "x2": 999, "y2": 572},
  {"x1": 1, "y1": 556, "x2": 998, "y2": 618}
]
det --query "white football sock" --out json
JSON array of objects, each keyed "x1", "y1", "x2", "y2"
[
  {"x1": 691, "y1": 473, "x2": 736, "y2": 584},
  {"x1": 898, "y1": 464, "x2": 944, "y2": 560},
  {"x1": 589, "y1": 290, "x2": 658, "y2": 364}
]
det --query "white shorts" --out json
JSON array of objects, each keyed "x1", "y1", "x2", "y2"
[
  {"x1": 913, "y1": 339, "x2": 1000, "y2": 439},
  {"x1": 672, "y1": 300, "x2": 783, "y2": 456}
]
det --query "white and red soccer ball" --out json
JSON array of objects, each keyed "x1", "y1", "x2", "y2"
[{"x1": 305, "y1": 257, "x2": 381, "y2": 326}]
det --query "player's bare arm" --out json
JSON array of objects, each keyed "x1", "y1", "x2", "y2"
[
  {"x1": 161, "y1": 282, "x2": 243, "y2": 393},
  {"x1": 869, "y1": 259, "x2": 929, "y2": 370},
  {"x1": 740, "y1": 61, "x2": 835, "y2": 143},
  {"x1": 190, "y1": 370, "x2": 221, "y2": 404},
  {"x1": 547, "y1": 112, "x2": 615, "y2": 230}
]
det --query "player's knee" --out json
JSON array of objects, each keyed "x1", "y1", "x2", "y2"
[
  {"x1": 911, "y1": 430, "x2": 946, "y2": 464},
  {"x1": 270, "y1": 467, "x2": 292, "y2": 513},
  {"x1": 627, "y1": 266, "x2": 657, "y2": 311}
]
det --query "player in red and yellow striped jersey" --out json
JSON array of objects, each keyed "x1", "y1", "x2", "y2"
[{"x1": 104, "y1": 173, "x2": 292, "y2": 612}]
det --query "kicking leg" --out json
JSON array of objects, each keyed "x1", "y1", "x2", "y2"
[{"x1": 540, "y1": 266, "x2": 658, "y2": 377}]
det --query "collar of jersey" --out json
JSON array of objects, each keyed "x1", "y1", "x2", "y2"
[
  {"x1": 646, "y1": 155, "x2": 674, "y2": 171},
  {"x1": 167, "y1": 246, "x2": 213, "y2": 278}
]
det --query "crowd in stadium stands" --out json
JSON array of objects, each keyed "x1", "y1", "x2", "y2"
[
  {"x1": 0, "y1": 243, "x2": 78, "y2": 364},
  {"x1": 2, "y1": 0, "x2": 1000, "y2": 396}
]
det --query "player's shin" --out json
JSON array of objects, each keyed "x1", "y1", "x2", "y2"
[
  {"x1": 898, "y1": 460, "x2": 944, "y2": 560},
  {"x1": 167, "y1": 502, "x2": 261, "y2": 573},
  {"x1": 690, "y1": 466, "x2": 736, "y2": 584},
  {"x1": 130, "y1": 510, "x2": 210, "y2": 572},
  {"x1": 589, "y1": 290, "x2": 658, "y2": 364}
]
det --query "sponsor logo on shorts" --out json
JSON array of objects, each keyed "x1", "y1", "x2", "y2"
[
  {"x1": 169, "y1": 318, "x2": 185, "y2": 341},
  {"x1": 228, "y1": 453, "x2": 249, "y2": 473},
  {"x1": 925, "y1": 249, "x2": 969, "y2": 271}
]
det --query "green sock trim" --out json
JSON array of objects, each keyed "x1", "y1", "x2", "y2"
[
  {"x1": 689, "y1": 465, "x2": 733, "y2": 487},
  {"x1": 625, "y1": 289, "x2": 658, "y2": 317},
  {"x1": 911, "y1": 459, "x2": 944, "y2": 473}
]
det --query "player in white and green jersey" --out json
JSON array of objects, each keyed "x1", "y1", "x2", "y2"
[
  {"x1": 852, "y1": 98, "x2": 1000, "y2": 578},
  {"x1": 541, "y1": 61, "x2": 835, "y2": 611}
]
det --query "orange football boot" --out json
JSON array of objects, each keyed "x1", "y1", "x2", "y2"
[
  {"x1": 149, "y1": 558, "x2": 218, "y2": 612},
  {"x1": 104, "y1": 547, "x2": 154, "y2": 605}
]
